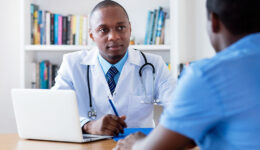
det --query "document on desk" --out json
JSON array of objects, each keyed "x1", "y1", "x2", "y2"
[{"x1": 113, "y1": 128, "x2": 153, "y2": 141}]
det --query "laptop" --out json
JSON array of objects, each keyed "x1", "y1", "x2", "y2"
[{"x1": 11, "y1": 89, "x2": 112, "y2": 143}]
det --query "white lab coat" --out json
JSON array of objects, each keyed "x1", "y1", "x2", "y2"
[{"x1": 52, "y1": 47, "x2": 175, "y2": 128}]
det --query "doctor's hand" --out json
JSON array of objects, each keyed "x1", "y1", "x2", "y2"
[
  {"x1": 83, "y1": 114, "x2": 127, "y2": 136},
  {"x1": 113, "y1": 132, "x2": 146, "y2": 150}
]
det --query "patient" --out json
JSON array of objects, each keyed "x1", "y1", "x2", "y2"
[{"x1": 113, "y1": 0, "x2": 260, "y2": 149}]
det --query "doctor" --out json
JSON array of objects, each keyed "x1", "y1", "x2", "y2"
[{"x1": 52, "y1": 0, "x2": 175, "y2": 136}]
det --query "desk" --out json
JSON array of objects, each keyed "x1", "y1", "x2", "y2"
[{"x1": 0, "y1": 134, "x2": 117, "y2": 150}]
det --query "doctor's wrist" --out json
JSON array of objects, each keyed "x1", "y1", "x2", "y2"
[{"x1": 82, "y1": 120, "x2": 95, "y2": 134}]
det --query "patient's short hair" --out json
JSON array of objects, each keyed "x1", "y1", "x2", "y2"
[{"x1": 206, "y1": 0, "x2": 260, "y2": 35}]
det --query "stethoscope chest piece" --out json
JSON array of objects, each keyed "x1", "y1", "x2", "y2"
[{"x1": 88, "y1": 108, "x2": 97, "y2": 120}]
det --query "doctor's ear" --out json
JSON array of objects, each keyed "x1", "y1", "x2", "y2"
[
  {"x1": 89, "y1": 28, "x2": 95, "y2": 41},
  {"x1": 129, "y1": 22, "x2": 132, "y2": 33}
]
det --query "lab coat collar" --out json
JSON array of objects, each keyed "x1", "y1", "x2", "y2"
[
  {"x1": 80, "y1": 47, "x2": 99, "y2": 66},
  {"x1": 127, "y1": 47, "x2": 142, "y2": 67},
  {"x1": 80, "y1": 46, "x2": 143, "y2": 67}
]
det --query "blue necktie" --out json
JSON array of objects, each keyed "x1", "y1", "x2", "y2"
[{"x1": 106, "y1": 66, "x2": 118, "y2": 95}]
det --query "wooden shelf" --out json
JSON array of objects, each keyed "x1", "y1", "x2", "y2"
[
  {"x1": 25, "y1": 45, "x2": 170, "y2": 52},
  {"x1": 25, "y1": 45, "x2": 90, "y2": 52}
]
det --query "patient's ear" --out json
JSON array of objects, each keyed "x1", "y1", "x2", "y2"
[{"x1": 210, "y1": 13, "x2": 221, "y2": 33}]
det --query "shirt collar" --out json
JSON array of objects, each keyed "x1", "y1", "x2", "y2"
[{"x1": 98, "y1": 50, "x2": 128, "y2": 74}]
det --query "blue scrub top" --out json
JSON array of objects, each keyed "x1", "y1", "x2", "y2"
[{"x1": 160, "y1": 33, "x2": 260, "y2": 150}]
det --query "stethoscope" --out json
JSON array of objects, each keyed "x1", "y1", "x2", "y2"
[{"x1": 86, "y1": 50, "x2": 161, "y2": 120}]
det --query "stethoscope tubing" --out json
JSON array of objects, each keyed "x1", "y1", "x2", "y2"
[{"x1": 86, "y1": 50, "x2": 156, "y2": 119}]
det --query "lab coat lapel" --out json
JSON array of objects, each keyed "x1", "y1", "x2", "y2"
[
  {"x1": 114, "y1": 48, "x2": 143, "y2": 98},
  {"x1": 80, "y1": 47, "x2": 112, "y2": 116},
  {"x1": 91, "y1": 55, "x2": 112, "y2": 115}
]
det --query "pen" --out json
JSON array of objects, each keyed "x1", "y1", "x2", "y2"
[
  {"x1": 108, "y1": 97, "x2": 125, "y2": 137},
  {"x1": 108, "y1": 97, "x2": 119, "y2": 117}
]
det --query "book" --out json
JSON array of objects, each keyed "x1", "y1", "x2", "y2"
[
  {"x1": 33, "y1": 8, "x2": 39, "y2": 44},
  {"x1": 147, "y1": 11, "x2": 154, "y2": 45},
  {"x1": 62, "y1": 16, "x2": 68, "y2": 45},
  {"x1": 40, "y1": 10, "x2": 46, "y2": 45},
  {"x1": 162, "y1": 18, "x2": 170, "y2": 45},
  {"x1": 54, "y1": 14, "x2": 59, "y2": 45},
  {"x1": 30, "y1": 4, "x2": 38, "y2": 44},
  {"x1": 51, "y1": 65, "x2": 59, "y2": 86},
  {"x1": 45, "y1": 11, "x2": 50, "y2": 45},
  {"x1": 50, "y1": 13, "x2": 54, "y2": 44},
  {"x1": 36, "y1": 10, "x2": 41, "y2": 44},
  {"x1": 48, "y1": 63, "x2": 52, "y2": 89},
  {"x1": 144, "y1": 11, "x2": 152, "y2": 45},
  {"x1": 71, "y1": 15, "x2": 77, "y2": 45},
  {"x1": 152, "y1": 7, "x2": 162, "y2": 44},
  {"x1": 149, "y1": 9, "x2": 157, "y2": 44},
  {"x1": 58, "y1": 15, "x2": 62, "y2": 45},
  {"x1": 66, "y1": 15, "x2": 72, "y2": 45},
  {"x1": 40, "y1": 60, "x2": 50, "y2": 89},
  {"x1": 155, "y1": 10, "x2": 166, "y2": 44}
]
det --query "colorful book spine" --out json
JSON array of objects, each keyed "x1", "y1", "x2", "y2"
[
  {"x1": 48, "y1": 63, "x2": 52, "y2": 89},
  {"x1": 67, "y1": 15, "x2": 72, "y2": 45},
  {"x1": 33, "y1": 8, "x2": 39, "y2": 44},
  {"x1": 147, "y1": 11, "x2": 154, "y2": 45},
  {"x1": 144, "y1": 11, "x2": 152, "y2": 45},
  {"x1": 156, "y1": 10, "x2": 165, "y2": 44},
  {"x1": 58, "y1": 15, "x2": 62, "y2": 45},
  {"x1": 30, "y1": 4, "x2": 38, "y2": 44},
  {"x1": 54, "y1": 14, "x2": 59, "y2": 45},
  {"x1": 40, "y1": 10, "x2": 46, "y2": 45},
  {"x1": 152, "y1": 7, "x2": 162, "y2": 44},
  {"x1": 62, "y1": 16, "x2": 68, "y2": 45},
  {"x1": 40, "y1": 60, "x2": 49, "y2": 89},
  {"x1": 37, "y1": 10, "x2": 42, "y2": 44},
  {"x1": 51, "y1": 65, "x2": 59, "y2": 86},
  {"x1": 50, "y1": 13, "x2": 54, "y2": 44},
  {"x1": 71, "y1": 15, "x2": 77, "y2": 45},
  {"x1": 149, "y1": 9, "x2": 157, "y2": 44}
]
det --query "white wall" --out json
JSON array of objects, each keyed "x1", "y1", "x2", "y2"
[
  {"x1": 0, "y1": 0, "x2": 21, "y2": 133},
  {"x1": 176, "y1": 0, "x2": 215, "y2": 63}
]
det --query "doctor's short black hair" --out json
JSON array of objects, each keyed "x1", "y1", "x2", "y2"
[
  {"x1": 89, "y1": 0, "x2": 129, "y2": 28},
  {"x1": 206, "y1": 0, "x2": 260, "y2": 35}
]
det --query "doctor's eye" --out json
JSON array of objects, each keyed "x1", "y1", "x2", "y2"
[
  {"x1": 117, "y1": 26, "x2": 126, "y2": 31},
  {"x1": 99, "y1": 28, "x2": 109, "y2": 33}
]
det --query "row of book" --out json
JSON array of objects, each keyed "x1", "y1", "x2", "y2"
[
  {"x1": 31, "y1": 61, "x2": 59, "y2": 89},
  {"x1": 31, "y1": 4, "x2": 88, "y2": 45},
  {"x1": 144, "y1": 7, "x2": 167, "y2": 45}
]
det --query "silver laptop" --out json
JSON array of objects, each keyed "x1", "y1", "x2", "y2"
[{"x1": 11, "y1": 89, "x2": 112, "y2": 143}]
